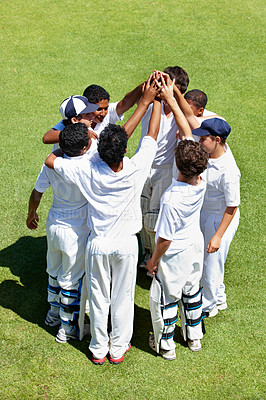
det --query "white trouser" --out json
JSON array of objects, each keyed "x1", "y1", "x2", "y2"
[
  {"x1": 200, "y1": 208, "x2": 240, "y2": 311},
  {"x1": 140, "y1": 164, "x2": 173, "y2": 253},
  {"x1": 150, "y1": 242, "x2": 204, "y2": 352},
  {"x1": 46, "y1": 219, "x2": 88, "y2": 325},
  {"x1": 86, "y1": 233, "x2": 138, "y2": 359}
]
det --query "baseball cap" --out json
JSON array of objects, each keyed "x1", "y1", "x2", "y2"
[
  {"x1": 60, "y1": 95, "x2": 99, "y2": 119},
  {"x1": 192, "y1": 118, "x2": 231, "y2": 138}
]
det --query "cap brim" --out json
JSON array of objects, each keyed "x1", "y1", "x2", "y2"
[
  {"x1": 80, "y1": 103, "x2": 99, "y2": 114},
  {"x1": 192, "y1": 126, "x2": 211, "y2": 137}
]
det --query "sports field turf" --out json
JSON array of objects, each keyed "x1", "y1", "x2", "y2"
[{"x1": 0, "y1": 0, "x2": 265, "y2": 399}]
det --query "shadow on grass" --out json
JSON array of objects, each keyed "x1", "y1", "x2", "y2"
[
  {"x1": 0, "y1": 236, "x2": 49, "y2": 326},
  {"x1": 0, "y1": 235, "x2": 185, "y2": 359}
]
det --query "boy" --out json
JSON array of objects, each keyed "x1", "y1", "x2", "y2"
[
  {"x1": 147, "y1": 140, "x2": 208, "y2": 359},
  {"x1": 27, "y1": 122, "x2": 93, "y2": 343},
  {"x1": 192, "y1": 118, "x2": 240, "y2": 317},
  {"x1": 42, "y1": 83, "x2": 143, "y2": 149},
  {"x1": 137, "y1": 66, "x2": 190, "y2": 268},
  {"x1": 44, "y1": 76, "x2": 162, "y2": 364}
]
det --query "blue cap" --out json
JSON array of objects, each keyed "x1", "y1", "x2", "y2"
[
  {"x1": 60, "y1": 95, "x2": 99, "y2": 119},
  {"x1": 192, "y1": 118, "x2": 231, "y2": 138}
]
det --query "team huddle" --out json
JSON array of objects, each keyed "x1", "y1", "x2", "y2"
[{"x1": 26, "y1": 66, "x2": 240, "y2": 364}]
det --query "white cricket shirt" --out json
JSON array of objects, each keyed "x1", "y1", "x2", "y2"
[
  {"x1": 35, "y1": 155, "x2": 88, "y2": 228},
  {"x1": 155, "y1": 178, "x2": 206, "y2": 255},
  {"x1": 202, "y1": 144, "x2": 240, "y2": 214},
  {"x1": 54, "y1": 136, "x2": 158, "y2": 237}
]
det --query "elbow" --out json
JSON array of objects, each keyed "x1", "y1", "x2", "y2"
[{"x1": 43, "y1": 135, "x2": 48, "y2": 144}]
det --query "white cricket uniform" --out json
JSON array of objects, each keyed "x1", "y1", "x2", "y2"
[
  {"x1": 150, "y1": 178, "x2": 206, "y2": 351},
  {"x1": 200, "y1": 144, "x2": 240, "y2": 312},
  {"x1": 34, "y1": 155, "x2": 89, "y2": 306},
  {"x1": 52, "y1": 102, "x2": 124, "y2": 151},
  {"x1": 136, "y1": 103, "x2": 177, "y2": 252},
  {"x1": 54, "y1": 136, "x2": 158, "y2": 359}
]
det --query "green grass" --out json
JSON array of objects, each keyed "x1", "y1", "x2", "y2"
[{"x1": 0, "y1": 0, "x2": 265, "y2": 399}]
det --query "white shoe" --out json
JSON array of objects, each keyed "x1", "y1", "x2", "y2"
[
  {"x1": 56, "y1": 323, "x2": 90, "y2": 343},
  {"x1": 207, "y1": 306, "x2": 218, "y2": 318},
  {"x1": 149, "y1": 334, "x2": 176, "y2": 360},
  {"x1": 217, "y1": 302, "x2": 227, "y2": 311},
  {"x1": 45, "y1": 310, "x2": 60, "y2": 327},
  {"x1": 160, "y1": 348, "x2": 176, "y2": 360},
  {"x1": 139, "y1": 253, "x2": 151, "y2": 268},
  {"x1": 188, "y1": 339, "x2": 201, "y2": 352}
]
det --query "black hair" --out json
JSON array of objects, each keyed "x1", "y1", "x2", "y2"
[
  {"x1": 62, "y1": 115, "x2": 82, "y2": 127},
  {"x1": 175, "y1": 140, "x2": 208, "y2": 179},
  {"x1": 97, "y1": 124, "x2": 128, "y2": 164},
  {"x1": 163, "y1": 66, "x2": 189, "y2": 94},
  {"x1": 83, "y1": 84, "x2": 110, "y2": 103},
  {"x1": 59, "y1": 123, "x2": 89, "y2": 157},
  {"x1": 184, "y1": 89, "x2": 208, "y2": 109}
]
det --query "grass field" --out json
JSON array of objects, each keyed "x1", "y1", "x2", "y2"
[{"x1": 0, "y1": 0, "x2": 265, "y2": 399}]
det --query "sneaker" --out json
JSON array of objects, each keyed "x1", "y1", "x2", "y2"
[
  {"x1": 109, "y1": 344, "x2": 131, "y2": 364},
  {"x1": 45, "y1": 310, "x2": 60, "y2": 327},
  {"x1": 139, "y1": 253, "x2": 151, "y2": 268},
  {"x1": 217, "y1": 302, "x2": 227, "y2": 311},
  {"x1": 207, "y1": 306, "x2": 218, "y2": 318},
  {"x1": 160, "y1": 348, "x2": 176, "y2": 361},
  {"x1": 91, "y1": 355, "x2": 105, "y2": 365},
  {"x1": 149, "y1": 334, "x2": 176, "y2": 360},
  {"x1": 188, "y1": 339, "x2": 201, "y2": 352},
  {"x1": 55, "y1": 323, "x2": 90, "y2": 343}
]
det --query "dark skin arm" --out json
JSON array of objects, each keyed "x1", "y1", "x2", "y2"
[
  {"x1": 26, "y1": 189, "x2": 43, "y2": 229},
  {"x1": 43, "y1": 128, "x2": 60, "y2": 144},
  {"x1": 116, "y1": 83, "x2": 144, "y2": 116},
  {"x1": 45, "y1": 148, "x2": 64, "y2": 170}
]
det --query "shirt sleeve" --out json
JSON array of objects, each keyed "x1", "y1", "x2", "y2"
[
  {"x1": 54, "y1": 157, "x2": 80, "y2": 185},
  {"x1": 34, "y1": 164, "x2": 51, "y2": 193},
  {"x1": 131, "y1": 136, "x2": 157, "y2": 170},
  {"x1": 155, "y1": 203, "x2": 181, "y2": 241},
  {"x1": 52, "y1": 120, "x2": 65, "y2": 130},
  {"x1": 222, "y1": 171, "x2": 240, "y2": 207},
  {"x1": 108, "y1": 102, "x2": 124, "y2": 123}
]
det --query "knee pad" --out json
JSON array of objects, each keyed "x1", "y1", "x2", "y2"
[
  {"x1": 47, "y1": 275, "x2": 60, "y2": 308},
  {"x1": 150, "y1": 276, "x2": 178, "y2": 352},
  {"x1": 60, "y1": 279, "x2": 82, "y2": 329},
  {"x1": 179, "y1": 287, "x2": 205, "y2": 340}
]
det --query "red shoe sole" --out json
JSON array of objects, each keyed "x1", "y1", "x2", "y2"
[
  {"x1": 92, "y1": 356, "x2": 105, "y2": 365},
  {"x1": 109, "y1": 345, "x2": 131, "y2": 364}
]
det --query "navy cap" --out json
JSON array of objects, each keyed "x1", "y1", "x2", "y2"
[
  {"x1": 192, "y1": 118, "x2": 231, "y2": 138},
  {"x1": 60, "y1": 95, "x2": 99, "y2": 119}
]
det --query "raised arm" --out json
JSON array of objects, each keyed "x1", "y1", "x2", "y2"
[
  {"x1": 116, "y1": 83, "x2": 144, "y2": 116},
  {"x1": 158, "y1": 75, "x2": 193, "y2": 140},
  {"x1": 173, "y1": 85, "x2": 200, "y2": 130},
  {"x1": 146, "y1": 98, "x2": 161, "y2": 141},
  {"x1": 26, "y1": 189, "x2": 43, "y2": 229},
  {"x1": 122, "y1": 75, "x2": 160, "y2": 138}
]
